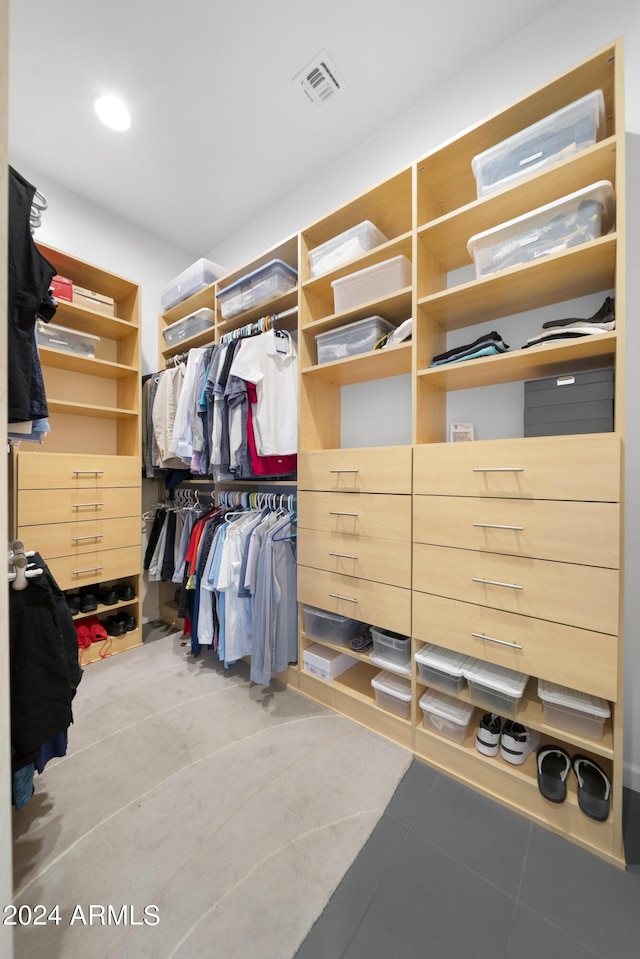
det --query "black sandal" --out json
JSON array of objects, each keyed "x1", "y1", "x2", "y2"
[
  {"x1": 536, "y1": 745, "x2": 571, "y2": 803},
  {"x1": 572, "y1": 754, "x2": 611, "y2": 822}
]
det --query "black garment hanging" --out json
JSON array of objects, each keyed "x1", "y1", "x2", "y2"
[{"x1": 8, "y1": 166, "x2": 57, "y2": 422}]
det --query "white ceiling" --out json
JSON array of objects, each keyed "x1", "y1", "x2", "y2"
[{"x1": 9, "y1": 0, "x2": 565, "y2": 256}]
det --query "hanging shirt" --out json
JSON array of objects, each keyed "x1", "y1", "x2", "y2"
[{"x1": 229, "y1": 330, "x2": 298, "y2": 456}]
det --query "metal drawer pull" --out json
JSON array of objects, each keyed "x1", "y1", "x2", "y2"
[
  {"x1": 472, "y1": 467, "x2": 524, "y2": 472},
  {"x1": 329, "y1": 511, "x2": 359, "y2": 517},
  {"x1": 73, "y1": 470, "x2": 104, "y2": 475},
  {"x1": 473, "y1": 523, "x2": 524, "y2": 531},
  {"x1": 329, "y1": 593, "x2": 358, "y2": 603},
  {"x1": 72, "y1": 566, "x2": 104, "y2": 575},
  {"x1": 472, "y1": 632, "x2": 523, "y2": 650},
  {"x1": 473, "y1": 577, "x2": 523, "y2": 590},
  {"x1": 329, "y1": 469, "x2": 359, "y2": 473},
  {"x1": 72, "y1": 534, "x2": 104, "y2": 542},
  {"x1": 73, "y1": 502, "x2": 104, "y2": 508},
  {"x1": 329, "y1": 551, "x2": 359, "y2": 560}
]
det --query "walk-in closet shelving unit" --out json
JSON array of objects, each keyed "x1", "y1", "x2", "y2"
[
  {"x1": 13, "y1": 244, "x2": 143, "y2": 664},
  {"x1": 155, "y1": 234, "x2": 300, "y2": 637},
  {"x1": 297, "y1": 167, "x2": 415, "y2": 749},
  {"x1": 411, "y1": 41, "x2": 624, "y2": 865},
  {"x1": 294, "y1": 40, "x2": 625, "y2": 865}
]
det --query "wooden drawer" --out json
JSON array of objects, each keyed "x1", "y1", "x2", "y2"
[
  {"x1": 298, "y1": 529, "x2": 411, "y2": 588},
  {"x1": 298, "y1": 491, "x2": 411, "y2": 542},
  {"x1": 298, "y1": 447, "x2": 412, "y2": 494},
  {"x1": 412, "y1": 591, "x2": 618, "y2": 701},
  {"x1": 48, "y1": 546, "x2": 141, "y2": 592},
  {"x1": 298, "y1": 565, "x2": 411, "y2": 635},
  {"x1": 18, "y1": 451, "x2": 140, "y2": 489},
  {"x1": 18, "y1": 487, "x2": 141, "y2": 525},
  {"x1": 413, "y1": 543, "x2": 618, "y2": 635},
  {"x1": 413, "y1": 434, "x2": 620, "y2": 502},
  {"x1": 413, "y1": 495, "x2": 620, "y2": 568},
  {"x1": 17, "y1": 516, "x2": 141, "y2": 559}
]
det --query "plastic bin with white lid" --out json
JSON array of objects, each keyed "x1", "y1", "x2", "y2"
[
  {"x1": 302, "y1": 605, "x2": 360, "y2": 647},
  {"x1": 467, "y1": 180, "x2": 615, "y2": 279},
  {"x1": 160, "y1": 259, "x2": 227, "y2": 311},
  {"x1": 538, "y1": 679, "x2": 610, "y2": 740},
  {"x1": 331, "y1": 255, "x2": 411, "y2": 313},
  {"x1": 315, "y1": 316, "x2": 395, "y2": 364},
  {"x1": 163, "y1": 308, "x2": 215, "y2": 347},
  {"x1": 308, "y1": 220, "x2": 388, "y2": 278},
  {"x1": 371, "y1": 670, "x2": 412, "y2": 719},
  {"x1": 415, "y1": 644, "x2": 471, "y2": 696},
  {"x1": 216, "y1": 259, "x2": 298, "y2": 320},
  {"x1": 36, "y1": 320, "x2": 99, "y2": 358},
  {"x1": 369, "y1": 627, "x2": 411, "y2": 672},
  {"x1": 472, "y1": 90, "x2": 606, "y2": 198},
  {"x1": 419, "y1": 689, "x2": 476, "y2": 744},
  {"x1": 463, "y1": 660, "x2": 529, "y2": 719}
]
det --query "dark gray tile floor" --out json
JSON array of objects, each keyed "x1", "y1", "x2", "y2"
[{"x1": 295, "y1": 761, "x2": 640, "y2": 959}]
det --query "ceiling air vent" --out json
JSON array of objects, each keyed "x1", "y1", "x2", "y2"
[{"x1": 293, "y1": 51, "x2": 347, "y2": 107}]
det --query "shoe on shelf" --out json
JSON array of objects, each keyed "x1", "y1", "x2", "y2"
[
  {"x1": 79, "y1": 592, "x2": 98, "y2": 613},
  {"x1": 499, "y1": 721, "x2": 541, "y2": 765},
  {"x1": 65, "y1": 593, "x2": 82, "y2": 616},
  {"x1": 105, "y1": 615, "x2": 127, "y2": 637},
  {"x1": 572, "y1": 754, "x2": 611, "y2": 822},
  {"x1": 116, "y1": 583, "x2": 136, "y2": 602},
  {"x1": 114, "y1": 611, "x2": 137, "y2": 632},
  {"x1": 349, "y1": 625, "x2": 373, "y2": 653},
  {"x1": 98, "y1": 586, "x2": 119, "y2": 606},
  {"x1": 536, "y1": 745, "x2": 571, "y2": 804},
  {"x1": 476, "y1": 713, "x2": 503, "y2": 757}
]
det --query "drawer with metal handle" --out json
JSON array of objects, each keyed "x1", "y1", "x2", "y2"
[
  {"x1": 298, "y1": 491, "x2": 411, "y2": 542},
  {"x1": 17, "y1": 452, "x2": 140, "y2": 489},
  {"x1": 298, "y1": 447, "x2": 412, "y2": 494},
  {"x1": 297, "y1": 528, "x2": 411, "y2": 588},
  {"x1": 297, "y1": 565, "x2": 411, "y2": 636},
  {"x1": 16, "y1": 516, "x2": 141, "y2": 560}
]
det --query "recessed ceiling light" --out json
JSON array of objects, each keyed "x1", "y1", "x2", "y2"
[{"x1": 94, "y1": 95, "x2": 131, "y2": 131}]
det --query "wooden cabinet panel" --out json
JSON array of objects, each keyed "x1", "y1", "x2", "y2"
[
  {"x1": 413, "y1": 543, "x2": 618, "y2": 635},
  {"x1": 412, "y1": 591, "x2": 618, "y2": 701},
  {"x1": 413, "y1": 495, "x2": 620, "y2": 568},
  {"x1": 413, "y1": 435, "x2": 621, "y2": 502},
  {"x1": 17, "y1": 516, "x2": 141, "y2": 559},
  {"x1": 18, "y1": 487, "x2": 141, "y2": 524},
  {"x1": 18, "y1": 452, "x2": 140, "y2": 489},
  {"x1": 298, "y1": 566, "x2": 411, "y2": 635},
  {"x1": 298, "y1": 447, "x2": 412, "y2": 494},
  {"x1": 297, "y1": 528, "x2": 411, "y2": 588},
  {"x1": 298, "y1": 491, "x2": 411, "y2": 541},
  {"x1": 48, "y1": 546, "x2": 141, "y2": 592}
]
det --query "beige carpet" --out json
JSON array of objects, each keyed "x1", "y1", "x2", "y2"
[{"x1": 12, "y1": 625, "x2": 411, "y2": 958}]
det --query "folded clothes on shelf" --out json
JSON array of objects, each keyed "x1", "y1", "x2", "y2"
[
  {"x1": 430, "y1": 330, "x2": 509, "y2": 367},
  {"x1": 522, "y1": 297, "x2": 615, "y2": 350}
]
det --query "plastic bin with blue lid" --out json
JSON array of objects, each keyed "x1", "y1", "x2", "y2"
[
  {"x1": 216, "y1": 259, "x2": 298, "y2": 320},
  {"x1": 163, "y1": 308, "x2": 215, "y2": 346}
]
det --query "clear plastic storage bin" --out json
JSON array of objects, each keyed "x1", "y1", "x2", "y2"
[
  {"x1": 467, "y1": 180, "x2": 614, "y2": 279},
  {"x1": 163, "y1": 308, "x2": 215, "y2": 347},
  {"x1": 302, "y1": 605, "x2": 360, "y2": 646},
  {"x1": 472, "y1": 90, "x2": 606, "y2": 198},
  {"x1": 216, "y1": 259, "x2": 297, "y2": 320},
  {"x1": 371, "y1": 670, "x2": 412, "y2": 719},
  {"x1": 538, "y1": 679, "x2": 610, "y2": 740},
  {"x1": 160, "y1": 259, "x2": 227, "y2": 311},
  {"x1": 463, "y1": 660, "x2": 529, "y2": 719},
  {"x1": 36, "y1": 320, "x2": 99, "y2": 358},
  {"x1": 303, "y1": 643, "x2": 356, "y2": 682},
  {"x1": 308, "y1": 220, "x2": 388, "y2": 278},
  {"x1": 414, "y1": 644, "x2": 471, "y2": 696},
  {"x1": 370, "y1": 627, "x2": 411, "y2": 669},
  {"x1": 315, "y1": 316, "x2": 395, "y2": 364},
  {"x1": 331, "y1": 255, "x2": 411, "y2": 313},
  {"x1": 419, "y1": 689, "x2": 476, "y2": 744}
]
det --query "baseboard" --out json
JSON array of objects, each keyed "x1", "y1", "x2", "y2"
[{"x1": 623, "y1": 761, "x2": 640, "y2": 794}]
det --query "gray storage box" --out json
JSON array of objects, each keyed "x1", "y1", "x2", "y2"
[{"x1": 524, "y1": 367, "x2": 614, "y2": 437}]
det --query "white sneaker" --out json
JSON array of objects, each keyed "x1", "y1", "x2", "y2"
[
  {"x1": 475, "y1": 713, "x2": 503, "y2": 757},
  {"x1": 500, "y1": 721, "x2": 541, "y2": 765}
]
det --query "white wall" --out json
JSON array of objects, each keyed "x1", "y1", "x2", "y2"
[
  {"x1": 205, "y1": 0, "x2": 640, "y2": 790},
  {"x1": 7, "y1": 157, "x2": 194, "y2": 376}
]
